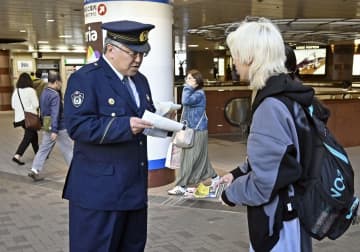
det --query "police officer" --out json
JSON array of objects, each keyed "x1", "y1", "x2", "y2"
[{"x1": 63, "y1": 20, "x2": 156, "y2": 251}]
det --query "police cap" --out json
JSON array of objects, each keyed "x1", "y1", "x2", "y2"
[{"x1": 102, "y1": 20, "x2": 155, "y2": 53}]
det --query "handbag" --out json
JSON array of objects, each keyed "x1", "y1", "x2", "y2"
[
  {"x1": 17, "y1": 89, "x2": 41, "y2": 131},
  {"x1": 173, "y1": 127, "x2": 195, "y2": 148},
  {"x1": 173, "y1": 110, "x2": 205, "y2": 149},
  {"x1": 24, "y1": 112, "x2": 42, "y2": 130},
  {"x1": 165, "y1": 142, "x2": 182, "y2": 169}
]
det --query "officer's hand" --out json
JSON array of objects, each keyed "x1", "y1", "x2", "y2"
[{"x1": 130, "y1": 117, "x2": 153, "y2": 135}]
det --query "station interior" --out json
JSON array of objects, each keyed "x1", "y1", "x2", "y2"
[{"x1": 1, "y1": 1, "x2": 360, "y2": 251}]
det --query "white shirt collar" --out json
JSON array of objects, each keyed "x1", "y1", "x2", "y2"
[{"x1": 103, "y1": 54, "x2": 125, "y2": 81}]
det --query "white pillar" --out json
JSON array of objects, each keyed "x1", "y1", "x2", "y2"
[{"x1": 84, "y1": 0, "x2": 174, "y2": 175}]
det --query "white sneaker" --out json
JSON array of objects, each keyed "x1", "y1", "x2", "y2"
[
  {"x1": 168, "y1": 186, "x2": 186, "y2": 195},
  {"x1": 210, "y1": 175, "x2": 221, "y2": 190},
  {"x1": 30, "y1": 168, "x2": 39, "y2": 174}
]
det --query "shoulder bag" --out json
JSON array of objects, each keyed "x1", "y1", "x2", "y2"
[
  {"x1": 17, "y1": 89, "x2": 41, "y2": 131},
  {"x1": 165, "y1": 142, "x2": 182, "y2": 169},
  {"x1": 173, "y1": 110, "x2": 205, "y2": 148}
]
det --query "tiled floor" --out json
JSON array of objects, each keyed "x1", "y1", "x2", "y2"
[{"x1": 1, "y1": 110, "x2": 360, "y2": 252}]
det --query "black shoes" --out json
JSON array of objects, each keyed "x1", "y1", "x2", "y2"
[
  {"x1": 28, "y1": 171, "x2": 44, "y2": 182},
  {"x1": 12, "y1": 157, "x2": 25, "y2": 165}
]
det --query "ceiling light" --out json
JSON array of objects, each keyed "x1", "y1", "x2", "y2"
[
  {"x1": 71, "y1": 48, "x2": 86, "y2": 53},
  {"x1": 296, "y1": 18, "x2": 343, "y2": 23},
  {"x1": 65, "y1": 58, "x2": 85, "y2": 65},
  {"x1": 272, "y1": 19, "x2": 294, "y2": 23},
  {"x1": 72, "y1": 45, "x2": 86, "y2": 52},
  {"x1": 19, "y1": 30, "x2": 26, "y2": 33},
  {"x1": 47, "y1": 19, "x2": 55, "y2": 22},
  {"x1": 188, "y1": 44, "x2": 199, "y2": 47},
  {"x1": 38, "y1": 41, "x2": 49, "y2": 44},
  {"x1": 332, "y1": 21, "x2": 360, "y2": 25},
  {"x1": 59, "y1": 35, "x2": 72, "y2": 38},
  {"x1": 57, "y1": 46, "x2": 69, "y2": 51},
  {"x1": 38, "y1": 45, "x2": 51, "y2": 52}
]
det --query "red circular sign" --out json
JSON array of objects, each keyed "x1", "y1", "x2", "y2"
[{"x1": 97, "y1": 3, "x2": 107, "y2": 16}]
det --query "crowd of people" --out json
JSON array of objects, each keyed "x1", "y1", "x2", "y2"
[
  {"x1": 11, "y1": 70, "x2": 74, "y2": 181},
  {"x1": 8, "y1": 17, "x2": 320, "y2": 252}
]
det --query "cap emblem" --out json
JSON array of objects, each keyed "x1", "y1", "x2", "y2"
[{"x1": 139, "y1": 31, "x2": 149, "y2": 42}]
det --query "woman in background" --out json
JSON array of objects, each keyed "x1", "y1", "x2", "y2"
[
  {"x1": 168, "y1": 69, "x2": 220, "y2": 195},
  {"x1": 11, "y1": 72, "x2": 39, "y2": 165}
]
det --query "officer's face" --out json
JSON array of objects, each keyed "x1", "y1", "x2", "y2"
[{"x1": 106, "y1": 44, "x2": 144, "y2": 76}]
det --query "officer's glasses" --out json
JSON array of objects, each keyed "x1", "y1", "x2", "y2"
[{"x1": 111, "y1": 44, "x2": 148, "y2": 59}]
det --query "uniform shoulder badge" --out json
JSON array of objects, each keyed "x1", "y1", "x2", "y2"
[{"x1": 71, "y1": 91, "x2": 85, "y2": 108}]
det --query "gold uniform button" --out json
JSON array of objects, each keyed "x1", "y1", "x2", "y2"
[
  {"x1": 140, "y1": 162, "x2": 145, "y2": 166},
  {"x1": 139, "y1": 141, "x2": 143, "y2": 146},
  {"x1": 111, "y1": 112, "x2": 116, "y2": 117},
  {"x1": 108, "y1": 98, "x2": 115, "y2": 105}
]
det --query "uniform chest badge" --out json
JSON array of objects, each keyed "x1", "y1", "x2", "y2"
[
  {"x1": 71, "y1": 91, "x2": 85, "y2": 108},
  {"x1": 108, "y1": 98, "x2": 115, "y2": 105},
  {"x1": 146, "y1": 94, "x2": 150, "y2": 102}
]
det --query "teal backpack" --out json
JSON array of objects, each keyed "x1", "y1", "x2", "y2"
[{"x1": 276, "y1": 96, "x2": 359, "y2": 240}]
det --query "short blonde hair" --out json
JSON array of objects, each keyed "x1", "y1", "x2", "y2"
[{"x1": 226, "y1": 18, "x2": 287, "y2": 90}]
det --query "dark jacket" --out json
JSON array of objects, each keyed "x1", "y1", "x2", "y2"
[
  {"x1": 63, "y1": 56, "x2": 156, "y2": 211},
  {"x1": 40, "y1": 87, "x2": 65, "y2": 133}
]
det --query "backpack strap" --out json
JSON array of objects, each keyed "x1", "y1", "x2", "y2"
[{"x1": 278, "y1": 188, "x2": 298, "y2": 221}]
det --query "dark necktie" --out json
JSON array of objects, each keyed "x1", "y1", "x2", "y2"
[{"x1": 123, "y1": 77, "x2": 137, "y2": 105}]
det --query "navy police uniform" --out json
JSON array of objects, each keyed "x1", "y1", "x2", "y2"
[{"x1": 63, "y1": 20, "x2": 155, "y2": 252}]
